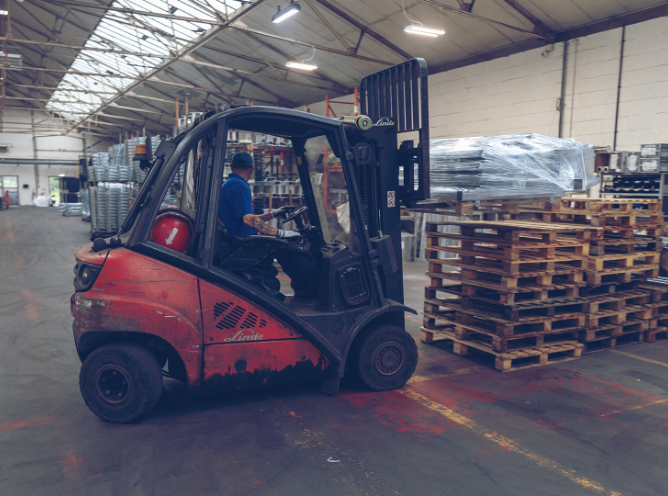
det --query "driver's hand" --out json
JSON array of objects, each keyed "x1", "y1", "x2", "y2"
[
  {"x1": 271, "y1": 206, "x2": 296, "y2": 219},
  {"x1": 277, "y1": 229, "x2": 301, "y2": 238}
]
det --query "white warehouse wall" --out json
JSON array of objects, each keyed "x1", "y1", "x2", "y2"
[
  {"x1": 0, "y1": 108, "x2": 112, "y2": 205},
  {"x1": 308, "y1": 16, "x2": 668, "y2": 151}
]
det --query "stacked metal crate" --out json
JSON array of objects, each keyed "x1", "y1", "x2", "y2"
[
  {"x1": 420, "y1": 219, "x2": 590, "y2": 371},
  {"x1": 523, "y1": 198, "x2": 664, "y2": 351}
]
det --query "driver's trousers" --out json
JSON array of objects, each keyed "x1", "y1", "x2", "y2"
[{"x1": 274, "y1": 249, "x2": 319, "y2": 295}]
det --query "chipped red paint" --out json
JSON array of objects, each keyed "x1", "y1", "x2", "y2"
[
  {"x1": 0, "y1": 415, "x2": 55, "y2": 432},
  {"x1": 72, "y1": 248, "x2": 203, "y2": 388},
  {"x1": 72, "y1": 248, "x2": 328, "y2": 394},
  {"x1": 74, "y1": 242, "x2": 111, "y2": 265},
  {"x1": 199, "y1": 279, "x2": 301, "y2": 344},
  {"x1": 203, "y1": 340, "x2": 328, "y2": 393}
]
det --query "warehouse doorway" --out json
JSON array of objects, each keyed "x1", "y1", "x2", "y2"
[
  {"x1": 48, "y1": 176, "x2": 60, "y2": 205},
  {"x1": 1, "y1": 176, "x2": 19, "y2": 205}
]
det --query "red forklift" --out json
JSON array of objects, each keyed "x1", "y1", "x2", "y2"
[{"x1": 71, "y1": 59, "x2": 431, "y2": 422}]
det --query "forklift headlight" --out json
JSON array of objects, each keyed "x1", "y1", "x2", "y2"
[{"x1": 73, "y1": 260, "x2": 102, "y2": 293}]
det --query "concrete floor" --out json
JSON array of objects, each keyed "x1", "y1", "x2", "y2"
[{"x1": 2, "y1": 206, "x2": 668, "y2": 496}]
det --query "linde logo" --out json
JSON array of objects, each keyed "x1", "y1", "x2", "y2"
[
  {"x1": 224, "y1": 330, "x2": 264, "y2": 342},
  {"x1": 374, "y1": 118, "x2": 395, "y2": 127}
]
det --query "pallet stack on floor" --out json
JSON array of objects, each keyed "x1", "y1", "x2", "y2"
[
  {"x1": 522, "y1": 198, "x2": 664, "y2": 352},
  {"x1": 640, "y1": 277, "x2": 668, "y2": 343},
  {"x1": 420, "y1": 218, "x2": 590, "y2": 372}
]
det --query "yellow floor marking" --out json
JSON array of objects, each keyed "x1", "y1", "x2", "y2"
[
  {"x1": 600, "y1": 398, "x2": 668, "y2": 417},
  {"x1": 611, "y1": 349, "x2": 668, "y2": 368},
  {"x1": 407, "y1": 366, "x2": 485, "y2": 384},
  {"x1": 399, "y1": 389, "x2": 622, "y2": 496}
]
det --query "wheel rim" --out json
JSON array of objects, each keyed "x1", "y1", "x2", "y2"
[
  {"x1": 373, "y1": 341, "x2": 404, "y2": 376},
  {"x1": 95, "y1": 365, "x2": 132, "y2": 404}
]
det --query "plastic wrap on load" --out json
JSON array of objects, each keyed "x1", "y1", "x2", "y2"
[{"x1": 428, "y1": 134, "x2": 597, "y2": 199}]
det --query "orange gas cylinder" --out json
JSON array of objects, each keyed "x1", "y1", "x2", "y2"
[{"x1": 150, "y1": 211, "x2": 193, "y2": 253}]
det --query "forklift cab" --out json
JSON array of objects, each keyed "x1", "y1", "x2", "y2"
[{"x1": 71, "y1": 59, "x2": 430, "y2": 423}]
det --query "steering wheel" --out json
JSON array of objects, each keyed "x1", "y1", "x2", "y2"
[{"x1": 283, "y1": 206, "x2": 308, "y2": 224}]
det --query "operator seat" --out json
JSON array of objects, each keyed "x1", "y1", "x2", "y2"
[{"x1": 214, "y1": 218, "x2": 308, "y2": 300}]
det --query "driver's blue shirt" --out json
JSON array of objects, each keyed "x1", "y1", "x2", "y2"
[{"x1": 218, "y1": 173, "x2": 257, "y2": 243}]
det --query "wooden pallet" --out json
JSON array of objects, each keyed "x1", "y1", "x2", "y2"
[
  {"x1": 423, "y1": 304, "x2": 585, "y2": 337},
  {"x1": 579, "y1": 318, "x2": 649, "y2": 342},
  {"x1": 639, "y1": 281, "x2": 668, "y2": 302},
  {"x1": 645, "y1": 327, "x2": 668, "y2": 343},
  {"x1": 586, "y1": 290, "x2": 651, "y2": 313},
  {"x1": 589, "y1": 236, "x2": 661, "y2": 256},
  {"x1": 426, "y1": 254, "x2": 587, "y2": 276},
  {"x1": 559, "y1": 198, "x2": 662, "y2": 213},
  {"x1": 580, "y1": 328, "x2": 644, "y2": 353},
  {"x1": 425, "y1": 220, "x2": 592, "y2": 244},
  {"x1": 424, "y1": 292, "x2": 587, "y2": 321},
  {"x1": 430, "y1": 282, "x2": 582, "y2": 306},
  {"x1": 427, "y1": 265, "x2": 585, "y2": 289},
  {"x1": 585, "y1": 264, "x2": 659, "y2": 286},
  {"x1": 428, "y1": 270, "x2": 587, "y2": 301},
  {"x1": 421, "y1": 324, "x2": 580, "y2": 353},
  {"x1": 580, "y1": 280, "x2": 640, "y2": 297},
  {"x1": 522, "y1": 210, "x2": 663, "y2": 228},
  {"x1": 584, "y1": 304, "x2": 654, "y2": 328},
  {"x1": 420, "y1": 327, "x2": 583, "y2": 372},
  {"x1": 590, "y1": 224, "x2": 664, "y2": 240},
  {"x1": 414, "y1": 197, "x2": 563, "y2": 217},
  {"x1": 588, "y1": 251, "x2": 660, "y2": 271}
]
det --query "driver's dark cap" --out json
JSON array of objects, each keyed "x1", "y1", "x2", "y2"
[{"x1": 231, "y1": 151, "x2": 253, "y2": 169}]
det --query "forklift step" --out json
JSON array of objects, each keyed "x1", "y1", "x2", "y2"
[{"x1": 420, "y1": 326, "x2": 583, "y2": 372}]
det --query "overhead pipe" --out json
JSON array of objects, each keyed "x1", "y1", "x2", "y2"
[
  {"x1": 558, "y1": 42, "x2": 569, "y2": 138},
  {"x1": 613, "y1": 24, "x2": 626, "y2": 151}
]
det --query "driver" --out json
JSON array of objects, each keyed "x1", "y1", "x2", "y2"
[{"x1": 218, "y1": 152, "x2": 319, "y2": 298}]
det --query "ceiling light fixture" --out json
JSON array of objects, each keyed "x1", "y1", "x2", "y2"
[
  {"x1": 404, "y1": 24, "x2": 445, "y2": 37},
  {"x1": 286, "y1": 61, "x2": 317, "y2": 71},
  {"x1": 272, "y1": 1, "x2": 300, "y2": 23}
]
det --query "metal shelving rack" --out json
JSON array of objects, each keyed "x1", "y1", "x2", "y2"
[{"x1": 598, "y1": 171, "x2": 668, "y2": 216}]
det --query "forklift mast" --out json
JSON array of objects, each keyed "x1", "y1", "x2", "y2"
[{"x1": 350, "y1": 58, "x2": 430, "y2": 305}]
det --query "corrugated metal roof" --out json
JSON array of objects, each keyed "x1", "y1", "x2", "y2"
[{"x1": 5, "y1": 0, "x2": 668, "y2": 137}]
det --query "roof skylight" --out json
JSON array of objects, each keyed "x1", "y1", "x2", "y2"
[{"x1": 46, "y1": 0, "x2": 243, "y2": 124}]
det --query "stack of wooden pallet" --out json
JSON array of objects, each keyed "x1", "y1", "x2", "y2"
[
  {"x1": 523, "y1": 198, "x2": 664, "y2": 352},
  {"x1": 640, "y1": 278, "x2": 668, "y2": 343},
  {"x1": 420, "y1": 219, "x2": 589, "y2": 371}
]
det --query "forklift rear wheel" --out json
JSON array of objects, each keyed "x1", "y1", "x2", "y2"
[
  {"x1": 352, "y1": 326, "x2": 418, "y2": 391},
  {"x1": 79, "y1": 342, "x2": 163, "y2": 423}
]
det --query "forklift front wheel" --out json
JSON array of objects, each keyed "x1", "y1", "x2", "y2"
[
  {"x1": 79, "y1": 342, "x2": 163, "y2": 423},
  {"x1": 351, "y1": 326, "x2": 418, "y2": 391}
]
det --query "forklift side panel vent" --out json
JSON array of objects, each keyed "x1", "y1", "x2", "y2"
[
  {"x1": 214, "y1": 301, "x2": 233, "y2": 318},
  {"x1": 338, "y1": 264, "x2": 369, "y2": 306},
  {"x1": 215, "y1": 305, "x2": 247, "y2": 329}
]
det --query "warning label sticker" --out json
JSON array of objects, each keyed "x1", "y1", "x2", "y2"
[{"x1": 387, "y1": 191, "x2": 396, "y2": 208}]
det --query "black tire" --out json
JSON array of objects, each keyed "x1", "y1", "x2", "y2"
[
  {"x1": 79, "y1": 342, "x2": 163, "y2": 423},
  {"x1": 350, "y1": 325, "x2": 418, "y2": 391}
]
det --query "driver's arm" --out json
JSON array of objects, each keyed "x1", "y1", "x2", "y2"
[
  {"x1": 242, "y1": 213, "x2": 300, "y2": 237},
  {"x1": 242, "y1": 214, "x2": 278, "y2": 236}
]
